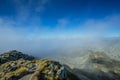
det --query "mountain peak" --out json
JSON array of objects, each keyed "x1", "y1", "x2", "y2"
[
  {"x1": 0, "y1": 50, "x2": 35, "y2": 64},
  {"x1": 0, "y1": 51, "x2": 80, "y2": 80}
]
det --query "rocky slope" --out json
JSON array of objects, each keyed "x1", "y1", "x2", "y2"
[
  {"x1": 1, "y1": 50, "x2": 120, "y2": 80},
  {"x1": 68, "y1": 51, "x2": 120, "y2": 80},
  {"x1": 0, "y1": 50, "x2": 79, "y2": 80}
]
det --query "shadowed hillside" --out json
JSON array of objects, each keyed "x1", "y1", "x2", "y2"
[{"x1": 61, "y1": 51, "x2": 120, "y2": 80}]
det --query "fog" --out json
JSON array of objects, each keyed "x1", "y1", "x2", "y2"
[
  {"x1": 0, "y1": 27, "x2": 117, "y2": 58},
  {"x1": 0, "y1": 14, "x2": 120, "y2": 58},
  {"x1": 0, "y1": 31, "x2": 104, "y2": 57},
  {"x1": 0, "y1": 26, "x2": 106, "y2": 57}
]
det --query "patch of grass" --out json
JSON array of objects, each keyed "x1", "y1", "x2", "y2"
[{"x1": 14, "y1": 67, "x2": 28, "y2": 76}]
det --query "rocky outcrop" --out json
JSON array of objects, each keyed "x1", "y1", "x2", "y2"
[
  {"x1": 0, "y1": 59, "x2": 79, "y2": 80},
  {"x1": 0, "y1": 50, "x2": 80, "y2": 80},
  {"x1": 0, "y1": 50, "x2": 35, "y2": 64}
]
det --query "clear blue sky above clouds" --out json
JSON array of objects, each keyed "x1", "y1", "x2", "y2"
[{"x1": 0, "y1": 0, "x2": 120, "y2": 38}]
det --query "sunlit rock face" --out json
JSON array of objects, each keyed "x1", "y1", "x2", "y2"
[{"x1": 0, "y1": 50, "x2": 80, "y2": 80}]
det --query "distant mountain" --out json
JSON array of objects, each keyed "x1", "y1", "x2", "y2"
[
  {"x1": 49, "y1": 37, "x2": 120, "y2": 61},
  {"x1": 0, "y1": 50, "x2": 79, "y2": 80},
  {"x1": 101, "y1": 37, "x2": 120, "y2": 60},
  {"x1": 62, "y1": 51, "x2": 120, "y2": 80}
]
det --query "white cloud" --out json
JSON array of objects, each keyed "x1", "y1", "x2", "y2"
[
  {"x1": 12, "y1": 0, "x2": 50, "y2": 24},
  {"x1": 0, "y1": 14, "x2": 120, "y2": 57},
  {"x1": 77, "y1": 14, "x2": 120, "y2": 36},
  {"x1": 0, "y1": 17, "x2": 68, "y2": 56}
]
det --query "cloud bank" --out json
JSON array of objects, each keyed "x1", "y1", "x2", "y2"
[
  {"x1": 0, "y1": 14, "x2": 119, "y2": 56},
  {"x1": 76, "y1": 14, "x2": 120, "y2": 37}
]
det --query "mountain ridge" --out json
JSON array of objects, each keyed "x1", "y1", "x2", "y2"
[
  {"x1": 0, "y1": 50, "x2": 80, "y2": 80},
  {"x1": 0, "y1": 50, "x2": 120, "y2": 80}
]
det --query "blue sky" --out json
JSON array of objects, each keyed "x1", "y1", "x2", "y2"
[
  {"x1": 0, "y1": 0, "x2": 120, "y2": 38},
  {"x1": 0, "y1": 0, "x2": 120, "y2": 54}
]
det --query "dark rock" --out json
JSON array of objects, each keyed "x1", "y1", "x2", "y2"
[{"x1": 0, "y1": 50, "x2": 35, "y2": 64}]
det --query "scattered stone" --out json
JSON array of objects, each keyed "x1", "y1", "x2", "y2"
[{"x1": 0, "y1": 50, "x2": 80, "y2": 80}]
